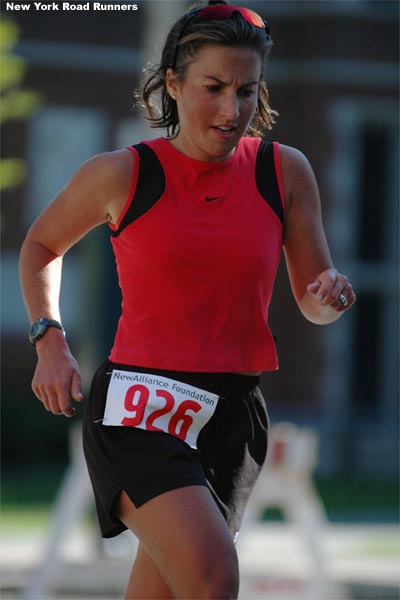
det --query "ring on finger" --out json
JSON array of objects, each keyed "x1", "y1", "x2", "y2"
[{"x1": 338, "y1": 293, "x2": 349, "y2": 307}]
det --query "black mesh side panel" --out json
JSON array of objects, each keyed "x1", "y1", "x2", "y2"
[{"x1": 255, "y1": 141, "x2": 284, "y2": 226}]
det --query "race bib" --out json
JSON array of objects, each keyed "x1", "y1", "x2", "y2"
[{"x1": 103, "y1": 370, "x2": 219, "y2": 449}]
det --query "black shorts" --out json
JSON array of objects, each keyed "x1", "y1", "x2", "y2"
[{"x1": 82, "y1": 360, "x2": 269, "y2": 539}]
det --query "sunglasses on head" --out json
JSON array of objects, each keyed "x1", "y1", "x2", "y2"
[{"x1": 170, "y1": 4, "x2": 270, "y2": 70}]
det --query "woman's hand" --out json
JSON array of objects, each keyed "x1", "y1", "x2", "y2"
[
  {"x1": 307, "y1": 268, "x2": 356, "y2": 313},
  {"x1": 31, "y1": 330, "x2": 84, "y2": 417}
]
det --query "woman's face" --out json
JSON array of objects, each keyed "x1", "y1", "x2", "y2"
[{"x1": 167, "y1": 44, "x2": 262, "y2": 162}]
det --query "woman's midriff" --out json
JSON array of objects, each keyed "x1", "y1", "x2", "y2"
[{"x1": 234, "y1": 371, "x2": 262, "y2": 376}]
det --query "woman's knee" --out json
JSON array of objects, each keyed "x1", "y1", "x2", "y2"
[
  {"x1": 187, "y1": 540, "x2": 239, "y2": 599},
  {"x1": 199, "y1": 567, "x2": 239, "y2": 599}
]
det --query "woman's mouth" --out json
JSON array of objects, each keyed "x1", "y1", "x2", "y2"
[{"x1": 212, "y1": 125, "x2": 237, "y2": 138}]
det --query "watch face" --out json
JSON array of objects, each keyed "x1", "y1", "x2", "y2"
[
  {"x1": 31, "y1": 321, "x2": 41, "y2": 337},
  {"x1": 30, "y1": 318, "x2": 48, "y2": 344}
]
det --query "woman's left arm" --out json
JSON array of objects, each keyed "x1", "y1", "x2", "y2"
[{"x1": 280, "y1": 144, "x2": 356, "y2": 324}]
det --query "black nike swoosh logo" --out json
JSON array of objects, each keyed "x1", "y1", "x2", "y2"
[{"x1": 205, "y1": 196, "x2": 221, "y2": 202}]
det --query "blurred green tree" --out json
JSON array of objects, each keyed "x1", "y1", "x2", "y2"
[{"x1": 0, "y1": 17, "x2": 42, "y2": 191}]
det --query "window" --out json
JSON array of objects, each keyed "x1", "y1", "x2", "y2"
[{"x1": 328, "y1": 99, "x2": 399, "y2": 421}]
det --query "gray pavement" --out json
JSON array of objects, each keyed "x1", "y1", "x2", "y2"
[{"x1": 1, "y1": 521, "x2": 399, "y2": 600}]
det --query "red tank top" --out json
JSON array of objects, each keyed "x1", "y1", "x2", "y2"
[{"x1": 109, "y1": 136, "x2": 285, "y2": 372}]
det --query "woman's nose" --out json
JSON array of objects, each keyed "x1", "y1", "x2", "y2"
[{"x1": 221, "y1": 93, "x2": 240, "y2": 121}]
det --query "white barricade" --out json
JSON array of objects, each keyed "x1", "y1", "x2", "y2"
[{"x1": 239, "y1": 422, "x2": 348, "y2": 599}]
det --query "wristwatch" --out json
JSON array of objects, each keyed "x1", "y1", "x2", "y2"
[{"x1": 29, "y1": 317, "x2": 65, "y2": 347}]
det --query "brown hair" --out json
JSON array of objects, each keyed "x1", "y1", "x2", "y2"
[{"x1": 137, "y1": 2, "x2": 278, "y2": 137}]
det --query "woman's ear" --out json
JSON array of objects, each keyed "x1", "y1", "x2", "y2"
[{"x1": 166, "y1": 68, "x2": 179, "y2": 101}]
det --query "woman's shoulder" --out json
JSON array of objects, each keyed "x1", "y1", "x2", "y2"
[
  {"x1": 278, "y1": 143, "x2": 317, "y2": 192},
  {"x1": 80, "y1": 147, "x2": 135, "y2": 197},
  {"x1": 277, "y1": 143, "x2": 312, "y2": 172},
  {"x1": 268, "y1": 144, "x2": 319, "y2": 216},
  {"x1": 80, "y1": 147, "x2": 135, "y2": 184},
  {"x1": 62, "y1": 148, "x2": 137, "y2": 226}
]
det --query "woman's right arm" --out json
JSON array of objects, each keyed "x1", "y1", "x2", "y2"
[{"x1": 19, "y1": 149, "x2": 134, "y2": 417}]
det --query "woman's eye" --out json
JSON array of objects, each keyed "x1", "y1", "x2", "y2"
[
  {"x1": 240, "y1": 88, "x2": 255, "y2": 98},
  {"x1": 207, "y1": 85, "x2": 221, "y2": 93}
]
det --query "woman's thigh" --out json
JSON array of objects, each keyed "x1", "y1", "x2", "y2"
[{"x1": 116, "y1": 485, "x2": 239, "y2": 598}]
